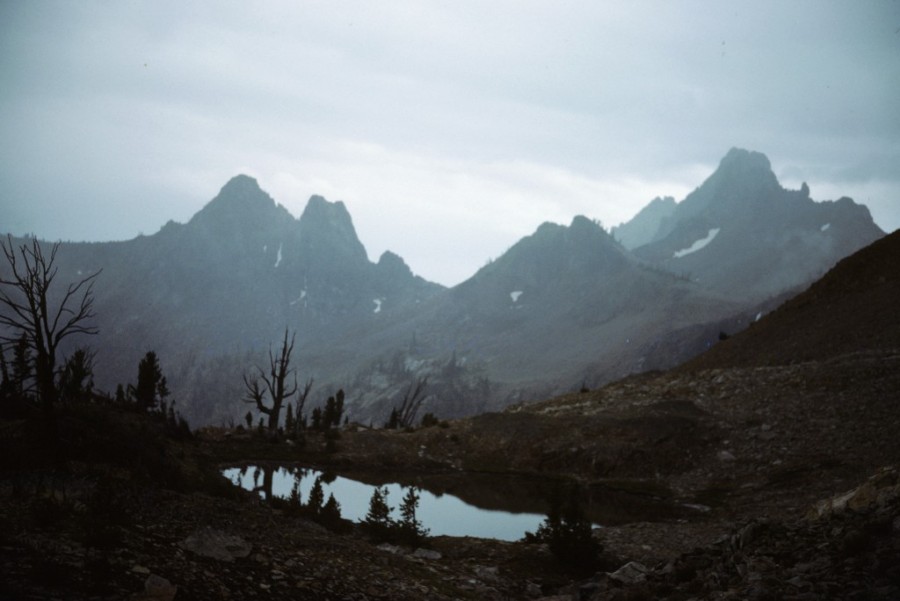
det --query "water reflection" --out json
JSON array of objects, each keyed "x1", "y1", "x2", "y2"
[
  {"x1": 224, "y1": 465, "x2": 547, "y2": 541},
  {"x1": 223, "y1": 464, "x2": 685, "y2": 541}
]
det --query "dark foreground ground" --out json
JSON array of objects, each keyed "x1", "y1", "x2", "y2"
[{"x1": 2, "y1": 349, "x2": 899, "y2": 600}]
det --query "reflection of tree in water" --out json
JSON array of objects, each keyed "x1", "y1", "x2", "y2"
[{"x1": 233, "y1": 464, "x2": 312, "y2": 502}]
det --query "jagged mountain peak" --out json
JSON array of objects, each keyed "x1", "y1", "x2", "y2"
[
  {"x1": 296, "y1": 194, "x2": 368, "y2": 264},
  {"x1": 677, "y1": 148, "x2": 780, "y2": 217},
  {"x1": 719, "y1": 147, "x2": 773, "y2": 172},
  {"x1": 377, "y1": 250, "x2": 413, "y2": 277},
  {"x1": 300, "y1": 195, "x2": 353, "y2": 228},
  {"x1": 469, "y1": 214, "x2": 629, "y2": 288},
  {"x1": 188, "y1": 174, "x2": 289, "y2": 232}
]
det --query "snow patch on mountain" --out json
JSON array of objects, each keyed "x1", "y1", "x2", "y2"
[
  {"x1": 510, "y1": 291, "x2": 523, "y2": 303},
  {"x1": 674, "y1": 228, "x2": 721, "y2": 258},
  {"x1": 821, "y1": 223, "x2": 831, "y2": 232},
  {"x1": 274, "y1": 243, "x2": 283, "y2": 268},
  {"x1": 373, "y1": 298, "x2": 383, "y2": 313}
]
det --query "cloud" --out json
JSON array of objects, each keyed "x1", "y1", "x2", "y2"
[{"x1": 1, "y1": 0, "x2": 898, "y2": 283}]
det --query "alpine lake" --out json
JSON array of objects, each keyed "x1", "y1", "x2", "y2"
[{"x1": 223, "y1": 464, "x2": 693, "y2": 541}]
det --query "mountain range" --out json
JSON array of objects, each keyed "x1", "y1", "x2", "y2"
[{"x1": 3, "y1": 148, "x2": 885, "y2": 425}]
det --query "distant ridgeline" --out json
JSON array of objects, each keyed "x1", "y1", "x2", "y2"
[{"x1": 6, "y1": 148, "x2": 883, "y2": 426}]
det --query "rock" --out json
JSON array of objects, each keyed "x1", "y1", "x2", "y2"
[
  {"x1": 376, "y1": 543, "x2": 402, "y2": 554},
  {"x1": 179, "y1": 527, "x2": 251, "y2": 562},
  {"x1": 807, "y1": 466, "x2": 900, "y2": 519},
  {"x1": 526, "y1": 581, "x2": 544, "y2": 597},
  {"x1": 608, "y1": 561, "x2": 650, "y2": 584},
  {"x1": 130, "y1": 574, "x2": 177, "y2": 601},
  {"x1": 131, "y1": 564, "x2": 151, "y2": 574},
  {"x1": 718, "y1": 450, "x2": 736, "y2": 461},
  {"x1": 412, "y1": 547, "x2": 442, "y2": 560},
  {"x1": 474, "y1": 565, "x2": 499, "y2": 581}
]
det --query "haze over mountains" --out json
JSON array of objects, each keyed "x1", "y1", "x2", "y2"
[{"x1": 5, "y1": 148, "x2": 885, "y2": 425}]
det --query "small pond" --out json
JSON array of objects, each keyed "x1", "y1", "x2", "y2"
[
  {"x1": 224, "y1": 465, "x2": 547, "y2": 540},
  {"x1": 223, "y1": 464, "x2": 689, "y2": 542}
]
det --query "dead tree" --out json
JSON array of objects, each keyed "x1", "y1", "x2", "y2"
[
  {"x1": 0, "y1": 236, "x2": 100, "y2": 412},
  {"x1": 243, "y1": 329, "x2": 311, "y2": 432},
  {"x1": 393, "y1": 376, "x2": 428, "y2": 429}
]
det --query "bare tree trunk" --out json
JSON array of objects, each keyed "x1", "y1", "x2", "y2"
[
  {"x1": 243, "y1": 328, "x2": 304, "y2": 433},
  {"x1": 0, "y1": 236, "x2": 100, "y2": 413}
]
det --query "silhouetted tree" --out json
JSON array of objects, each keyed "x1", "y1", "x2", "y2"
[
  {"x1": 129, "y1": 351, "x2": 168, "y2": 412},
  {"x1": 525, "y1": 487, "x2": 600, "y2": 573},
  {"x1": 243, "y1": 329, "x2": 312, "y2": 432},
  {"x1": 320, "y1": 493, "x2": 344, "y2": 531},
  {"x1": 10, "y1": 333, "x2": 31, "y2": 401},
  {"x1": 398, "y1": 487, "x2": 429, "y2": 545},
  {"x1": 58, "y1": 347, "x2": 95, "y2": 405},
  {"x1": 362, "y1": 486, "x2": 394, "y2": 541},
  {"x1": 391, "y1": 377, "x2": 428, "y2": 429},
  {"x1": 284, "y1": 403, "x2": 295, "y2": 434},
  {"x1": 307, "y1": 476, "x2": 325, "y2": 515},
  {"x1": 0, "y1": 236, "x2": 100, "y2": 412}
]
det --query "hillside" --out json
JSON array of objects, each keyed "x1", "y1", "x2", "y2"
[
  {"x1": 2, "y1": 226, "x2": 898, "y2": 600},
  {"x1": 681, "y1": 228, "x2": 900, "y2": 370}
]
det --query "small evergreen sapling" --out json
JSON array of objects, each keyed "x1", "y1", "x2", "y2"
[
  {"x1": 306, "y1": 476, "x2": 325, "y2": 516},
  {"x1": 398, "y1": 487, "x2": 429, "y2": 545},
  {"x1": 525, "y1": 487, "x2": 601, "y2": 573},
  {"x1": 362, "y1": 486, "x2": 394, "y2": 541}
]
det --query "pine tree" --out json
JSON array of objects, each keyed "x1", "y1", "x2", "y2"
[
  {"x1": 11, "y1": 333, "x2": 31, "y2": 401},
  {"x1": 130, "y1": 351, "x2": 168, "y2": 412},
  {"x1": 362, "y1": 486, "x2": 394, "y2": 541},
  {"x1": 334, "y1": 389, "x2": 345, "y2": 426},
  {"x1": 285, "y1": 403, "x2": 295, "y2": 434},
  {"x1": 323, "y1": 396, "x2": 336, "y2": 428},
  {"x1": 398, "y1": 487, "x2": 429, "y2": 545},
  {"x1": 58, "y1": 347, "x2": 95, "y2": 405},
  {"x1": 321, "y1": 494, "x2": 344, "y2": 531},
  {"x1": 525, "y1": 487, "x2": 600, "y2": 573},
  {"x1": 307, "y1": 476, "x2": 325, "y2": 516}
]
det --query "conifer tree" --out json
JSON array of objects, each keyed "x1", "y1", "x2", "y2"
[
  {"x1": 362, "y1": 486, "x2": 394, "y2": 541},
  {"x1": 58, "y1": 347, "x2": 94, "y2": 405},
  {"x1": 285, "y1": 403, "x2": 295, "y2": 434},
  {"x1": 130, "y1": 351, "x2": 168, "y2": 412},
  {"x1": 525, "y1": 487, "x2": 600, "y2": 572},
  {"x1": 398, "y1": 487, "x2": 429, "y2": 545},
  {"x1": 307, "y1": 476, "x2": 325, "y2": 515},
  {"x1": 321, "y1": 494, "x2": 344, "y2": 531}
]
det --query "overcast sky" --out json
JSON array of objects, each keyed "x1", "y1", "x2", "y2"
[{"x1": 2, "y1": 1, "x2": 898, "y2": 286}]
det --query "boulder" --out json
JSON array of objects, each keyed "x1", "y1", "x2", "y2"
[{"x1": 179, "y1": 527, "x2": 251, "y2": 562}]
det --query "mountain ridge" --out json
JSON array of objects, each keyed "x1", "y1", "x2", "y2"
[{"x1": 1, "y1": 148, "x2": 885, "y2": 425}]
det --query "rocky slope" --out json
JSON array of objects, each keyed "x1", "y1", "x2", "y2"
[{"x1": 2, "y1": 227, "x2": 899, "y2": 599}]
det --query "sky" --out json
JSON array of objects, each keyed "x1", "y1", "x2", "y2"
[{"x1": 2, "y1": 1, "x2": 899, "y2": 287}]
